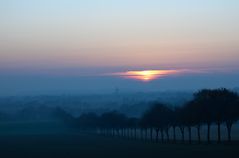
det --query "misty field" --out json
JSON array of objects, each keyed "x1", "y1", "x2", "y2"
[{"x1": 0, "y1": 122, "x2": 239, "y2": 158}]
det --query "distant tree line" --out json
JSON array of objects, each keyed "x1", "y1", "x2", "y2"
[{"x1": 74, "y1": 88, "x2": 239, "y2": 144}]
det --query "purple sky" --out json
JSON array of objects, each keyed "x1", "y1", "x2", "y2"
[{"x1": 0, "y1": 0, "x2": 239, "y2": 95}]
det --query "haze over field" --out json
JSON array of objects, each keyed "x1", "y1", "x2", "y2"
[{"x1": 1, "y1": 0, "x2": 239, "y2": 95}]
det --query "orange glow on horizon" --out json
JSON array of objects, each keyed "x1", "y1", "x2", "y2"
[{"x1": 112, "y1": 70, "x2": 182, "y2": 82}]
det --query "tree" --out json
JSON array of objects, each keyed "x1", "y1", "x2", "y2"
[
  {"x1": 75, "y1": 88, "x2": 239, "y2": 144},
  {"x1": 140, "y1": 108, "x2": 154, "y2": 141},
  {"x1": 180, "y1": 101, "x2": 196, "y2": 144},
  {"x1": 189, "y1": 100, "x2": 204, "y2": 144},
  {"x1": 218, "y1": 89, "x2": 239, "y2": 142},
  {"x1": 100, "y1": 111, "x2": 127, "y2": 137},
  {"x1": 140, "y1": 103, "x2": 173, "y2": 143},
  {"x1": 127, "y1": 117, "x2": 139, "y2": 139},
  {"x1": 193, "y1": 88, "x2": 239, "y2": 143},
  {"x1": 76, "y1": 113, "x2": 100, "y2": 132},
  {"x1": 170, "y1": 108, "x2": 178, "y2": 143},
  {"x1": 175, "y1": 107, "x2": 186, "y2": 143},
  {"x1": 194, "y1": 89, "x2": 214, "y2": 144}
]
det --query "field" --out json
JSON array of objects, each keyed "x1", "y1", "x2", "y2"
[{"x1": 0, "y1": 123, "x2": 239, "y2": 158}]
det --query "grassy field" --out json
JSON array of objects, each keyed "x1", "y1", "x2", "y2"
[{"x1": 0, "y1": 123, "x2": 239, "y2": 158}]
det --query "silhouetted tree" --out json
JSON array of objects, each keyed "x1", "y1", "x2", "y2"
[
  {"x1": 140, "y1": 103, "x2": 173, "y2": 143},
  {"x1": 170, "y1": 107, "x2": 179, "y2": 143},
  {"x1": 180, "y1": 102, "x2": 196, "y2": 144},
  {"x1": 194, "y1": 88, "x2": 239, "y2": 143},
  {"x1": 175, "y1": 107, "x2": 185, "y2": 143},
  {"x1": 194, "y1": 89, "x2": 214, "y2": 144},
  {"x1": 74, "y1": 88, "x2": 239, "y2": 144},
  {"x1": 76, "y1": 113, "x2": 99, "y2": 132},
  {"x1": 100, "y1": 111, "x2": 127, "y2": 137},
  {"x1": 127, "y1": 117, "x2": 139, "y2": 139},
  {"x1": 217, "y1": 89, "x2": 239, "y2": 142},
  {"x1": 140, "y1": 110, "x2": 152, "y2": 141},
  {"x1": 187, "y1": 100, "x2": 204, "y2": 144}
]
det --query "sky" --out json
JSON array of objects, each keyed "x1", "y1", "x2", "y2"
[{"x1": 0, "y1": 0, "x2": 239, "y2": 96}]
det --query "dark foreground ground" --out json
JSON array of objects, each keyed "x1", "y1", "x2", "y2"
[{"x1": 0, "y1": 123, "x2": 239, "y2": 158}]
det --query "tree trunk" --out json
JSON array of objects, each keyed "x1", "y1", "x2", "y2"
[
  {"x1": 150, "y1": 128, "x2": 153, "y2": 142},
  {"x1": 145, "y1": 128, "x2": 148, "y2": 141},
  {"x1": 116, "y1": 129, "x2": 118, "y2": 137},
  {"x1": 131, "y1": 128, "x2": 134, "y2": 139},
  {"x1": 140, "y1": 129, "x2": 143, "y2": 141},
  {"x1": 166, "y1": 128, "x2": 170, "y2": 143},
  {"x1": 160, "y1": 129, "x2": 164, "y2": 143},
  {"x1": 124, "y1": 128, "x2": 126, "y2": 138},
  {"x1": 113, "y1": 129, "x2": 115, "y2": 137},
  {"x1": 156, "y1": 129, "x2": 159, "y2": 142},
  {"x1": 134, "y1": 128, "x2": 137, "y2": 140},
  {"x1": 129, "y1": 128, "x2": 131, "y2": 139},
  {"x1": 207, "y1": 123, "x2": 211, "y2": 144},
  {"x1": 126, "y1": 128, "x2": 128, "y2": 138},
  {"x1": 197, "y1": 125, "x2": 201, "y2": 144},
  {"x1": 128, "y1": 128, "x2": 130, "y2": 139},
  {"x1": 188, "y1": 126, "x2": 192, "y2": 144},
  {"x1": 180, "y1": 126, "x2": 185, "y2": 143},
  {"x1": 226, "y1": 122, "x2": 232, "y2": 142},
  {"x1": 128, "y1": 128, "x2": 131, "y2": 139},
  {"x1": 217, "y1": 122, "x2": 221, "y2": 143},
  {"x1": 173, "y1": 126, "x2": 176, "y2": 143},
  {"x1": 130, "y1": 128, "x2": 132, "y2": 139}
]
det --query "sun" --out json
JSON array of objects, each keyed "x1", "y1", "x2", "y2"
[
  {"x1": 112, "y1": 70, "x2": 181, "y2": 82},
  {"x1": 125, "y1": 70, "x2": 161, "y2": 82}
]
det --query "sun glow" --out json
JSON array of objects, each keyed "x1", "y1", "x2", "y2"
[{"x1": 113, "y1": 70, "x2": 182, "y2": 82}]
